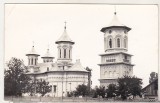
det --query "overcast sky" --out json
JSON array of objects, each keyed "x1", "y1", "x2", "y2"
[{"x1": 5, "y1": 4, "x2": 158, "y2": 87}]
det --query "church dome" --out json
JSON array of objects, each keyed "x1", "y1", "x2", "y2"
[
  {"x1": 101, "y1": 12, "x2": 131, "y2": 33},
  {"x1": 26, "y1": 46, "x2": 40, "y2": 56},
  {"x1": 41, "y1": 49, "x2": 54, "y2": 58},
  {"x1": 55, "y1": 26, "x2": 74, "y2": 44}
]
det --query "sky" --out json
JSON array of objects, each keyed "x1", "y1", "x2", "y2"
[{"x1": 5, "y1": 4, "x2": 158, "y2": 88}]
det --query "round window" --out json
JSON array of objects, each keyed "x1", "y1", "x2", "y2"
[{"x1": 109, "y1": 30, "x2": 112, "y2": 34}]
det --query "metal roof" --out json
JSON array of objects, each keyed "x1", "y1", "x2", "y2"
[
  {"x1": 55, "y1": 29, "x2": 74, "y2": 44},
  {"x1": 41, "y1": 49, "x2": 54, "y2": 58},
  {"x1": 26, "y1": 46, "x2": 40, "y2": 56},
  {"x1": 101, "y1": 12, "x2": 131, "y2": 33}
]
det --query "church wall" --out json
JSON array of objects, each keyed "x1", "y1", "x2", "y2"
[
  {"x1": 100, "y1": 79, "x2": 117, "y2": 88},
  {"x1": 101, "y1": 53, "x2": 131, "y2": 64},
  {"x1": 32, "y1": 71, "x2": 88, "y2": 97},
  {"x1": 100, "y1": 64, "x2": 122, "y2": 79}
]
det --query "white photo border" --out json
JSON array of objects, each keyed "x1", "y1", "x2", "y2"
[{"x1": 0, "y1": 0, "x2": 160, "y2": 103}]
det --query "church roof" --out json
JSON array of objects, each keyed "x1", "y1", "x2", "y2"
[
  {"x1": 26, "y1": 59, "x2": 88, "y2": 74},
  {"x1": 26, "y1": 46, "x2": 40, "y2": 56},
  {"x1": 55, "y1": 28, "x2": 74, "y2": 44},
  {"x1": 69, "y1": 59, "x2": 88, "y2": 72},
  {"x1": 101, "y1": 12, "x2": 131, "y2": 33},
  {"x1": 41, "y1": 49, "x2": 54, "y2": 58}
]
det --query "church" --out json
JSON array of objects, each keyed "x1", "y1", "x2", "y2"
[
  {"x1": 25, "y1": 24, "x2": 89, "y2": 97},
  {"x1": 98, "y1": 12, "x2": 134, "y2": 88}
]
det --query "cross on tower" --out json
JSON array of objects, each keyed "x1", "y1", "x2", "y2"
[
  {"x1": 114, "y1": 5, "x2": 117, "y2": 15},
  {"x1": 32, "y1": 41, "x2": 34, "y2": 47},
  {"x1": 48, "y1": 43, "x2": 50, "y2": 50},
  {"x1": 64, "y1": 21, "x2": 67, "y2": 29}
]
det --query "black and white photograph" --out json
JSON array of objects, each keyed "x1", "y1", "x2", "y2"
[{"x1": 2, "y1": 2, "x2": 159, "y2": 102}]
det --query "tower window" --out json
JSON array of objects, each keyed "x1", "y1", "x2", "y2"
[
  {"x1": 69, "y1": 50, "x2": 70, "y2": 58},
  {"x1": 35, "y1": 59, "x2": 36, "y2": 65},
  {"x1": 31, "y1": 58, "x2": 33, "y2": 65},
  {"x1": 117, "y1": 38, "x2": 120, "y2": 48},
  {"x1": 124, "y1": 38, "x2": 127, "y2": 48},
  {"x1": 64, "y1": 49, "x2": 66, "y2": 58},
  {"x1": 124, "y1": 30, "x2": 127, "y2": 34},
  {"x1": 109, "y1": 39, "x2": 112, "y2": 48},
  {"x1": 29, "y1": 59, "x2": 30, "y2": 65},
  {"x1": 60, "y1": 49, "x2": 61, "y2": 58},
  {"x1": 47, "y1": 67, "x2": 49, "y2": 71},
  {"x1": 54, "y1": 85, "x2": 57, "y2": 92},
  {"x1": 125, "y1": 55, "x2": 127, "y2": 59}
]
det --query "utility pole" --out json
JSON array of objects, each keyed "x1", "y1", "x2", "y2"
[
  {"x1": 62, "y1": 65, "x2": 65, "y2": 101},
  {"x1": 69, "y1": 83, "x2": 71, "y2": 92}
]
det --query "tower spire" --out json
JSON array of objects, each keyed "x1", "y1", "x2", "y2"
[
  {"x1": 114, "y1": 5, "x2": 117, "y2": 15},
  {"x1": 32, "y1": 41, "x2": 34, "y2": 47},
  {"x1": 64, "y1": 21, "x2": 67, "y2": 29},
  {"x1": 47, "y1": 43, "x2": 49, "y2": 50}
]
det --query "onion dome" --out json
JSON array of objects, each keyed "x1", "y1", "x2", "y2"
[
  {"x1": 26, "y1": 46, "x2": 40, "y2": 56},
  {"x1": 101, "y1": 12, "x2": 131, "y2": 33}
]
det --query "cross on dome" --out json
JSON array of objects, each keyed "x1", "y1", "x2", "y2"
[
  {"x1": 47, "y1": 44, "x2": 50, "y2": 50},
  {"x1": 114, "y1": 5, "x2": 117, "y2": 15},
  {"x1": 32, "y1": 41, "x2": 34, "y2": 47},
  {"x1": 64, "y1": 21, "x2": 67, "y2": 29}
]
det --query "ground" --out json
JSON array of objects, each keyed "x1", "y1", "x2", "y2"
[{"x1": 4, "y1": 96, "x2": 158, "y2": 102}]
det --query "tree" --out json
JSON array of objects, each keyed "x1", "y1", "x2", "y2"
[
  {"x1": 149, "y1": 72, "x2": 158, "y2": 94},
  {"x1": 106, "y1": 84, "x2": 117, "y2": 98},
  {"x1": 4, "y1": 57, "x2": 31, "y2": 96},
  {"x1": 149, "y1": 72, "x2": 158, "y2": 83},
  {"x1": 95, "y1": 86, "x2": 106, "y2": 98},
  {"x1": 25, "y1": 79, "x2": 37, "y2": 96},
  {"x1": 36, "y1": 79, "x2": 51, "y2": 97},
  {"x1": 75, "y1": 84, "x2": 90, "y2": 97},
  {"x1": 117, "y1": 75, "x2": 142, "y2": 100}
]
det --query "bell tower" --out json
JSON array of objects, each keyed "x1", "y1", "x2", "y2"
[
  {"x1": 99, "y1": 12, "x2": 134, "y2": 88},
  {"x1": 101, "y1": 12, "x2": 131, "y2": 53}
]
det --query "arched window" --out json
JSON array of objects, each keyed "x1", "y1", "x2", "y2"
[
  {"x1": 124, "y1": 38, "x2": 127, "y2": 48},
  {"x1": 109, "y1": 39, "x2": 112, "y2": 48},
  {"x1": 64, "y1": 49, "x2": 66, "y2": 58},
  {"x1": 117, "y1": 38, "x2": 120, "y2": 48},
  {"x1": 35, "y1": 59, "x2": 36, "y2": 65},
  {"x1": 47, "y1": 67, "x2": 49, "y2": 71},
  {"x1": 54, "y1": 85, "x2": 57, "y2": 92},
  {"x1": 60, "y1": 49, "x2": 61, "y2": 58},
  {"x1": 69, "y1": 50, "x2": 70, "y2": 58},
  {"x1": 31, "y1": 58, "x2": 33, "y2": 65},
  {"x1": 29, "y1": 59, "x2": 30, "y2": 65}
]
